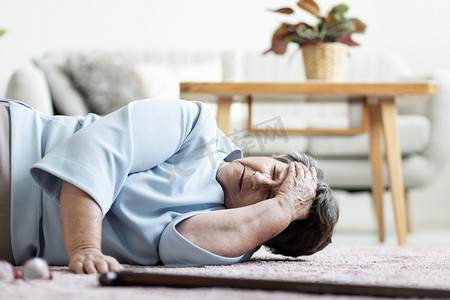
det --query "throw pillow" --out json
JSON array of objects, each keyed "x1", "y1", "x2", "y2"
[{"x1": 64, "y1": 55, "x2": 145, "y2": 114}]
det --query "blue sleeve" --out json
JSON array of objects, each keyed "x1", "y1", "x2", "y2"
[
  {"x1": 31, "y1": 99, "x2": 201, "y2": 216},
  {"x1": 159, "y1": 212, "x2": 258, "y2": 267}
]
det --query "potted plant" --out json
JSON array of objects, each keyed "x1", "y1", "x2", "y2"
[{"x1": 264, "y1": 0, "x2": 366, "y2": 80}]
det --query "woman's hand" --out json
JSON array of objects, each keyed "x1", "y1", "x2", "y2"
[
  {"x1": 60, "y1": 181, "x2": 124, "y2": 274},
  {"x1": 68, "y1": 247, "x2": 123, "y2": 274},
  {"x1": 275, "y1": 162, "x2": 317, "y2": 221}
]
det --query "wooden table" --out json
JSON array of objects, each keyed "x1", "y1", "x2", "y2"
[{"x1": 180, "y1": 82, "x2": 438, "y2": 245}]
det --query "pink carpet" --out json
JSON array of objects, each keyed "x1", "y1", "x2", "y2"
[{"x1": 1, "y1": 245, "x2": 450, "y2": 299}]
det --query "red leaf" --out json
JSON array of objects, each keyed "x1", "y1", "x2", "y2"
[
  {"x1": 265, "y1": 23, "x2": 291, "y2": 54},
  {"x1": 264, "y1": 39, "x2": 290, "y2": 55},
  {"x1": 297, "y1": 0, "x2": 320, "y2": 16},
  {"x1": 337, "y1": 33, "x2": 359, "y2": 46},
  {"x1": 269, "y1": 7, "x2": 295, "y2": 15},
  {"x1": 352, "y1": 19, "x2": 367, "y2": 33}
]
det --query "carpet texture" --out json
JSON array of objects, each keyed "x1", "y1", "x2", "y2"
[{"x1": 1, "y1": 245, "x2": 450, "y2": 299}]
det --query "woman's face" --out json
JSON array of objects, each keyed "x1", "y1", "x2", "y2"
[{"x1": 216, "y1": 157, "x2": 290, "y2": 209}]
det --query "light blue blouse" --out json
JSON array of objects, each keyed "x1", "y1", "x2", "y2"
[{"x1": 5, "y1": 98, "x2": 255, "y2": 266}]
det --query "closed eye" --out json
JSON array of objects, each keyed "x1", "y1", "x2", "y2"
[{"x1": 267, "y1": 164, "x2": 277, "y2": 199}]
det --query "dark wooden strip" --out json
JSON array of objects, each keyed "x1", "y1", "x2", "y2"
[{"x1": 99, "y1": 271, "x2": 450, "y2": 298}]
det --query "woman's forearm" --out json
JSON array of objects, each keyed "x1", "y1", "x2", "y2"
[
  {"x1": 60, "y1": 181, "x2": 103, "y2": 257},
  {"x1": 176, "y1": 197, "x2": 292, "y2": 257},
  {"x1": 60, "y1": 181, "x2": 123, "y2": 274}
]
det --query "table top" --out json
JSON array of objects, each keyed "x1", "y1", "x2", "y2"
[{"x1": 180, "y1": 81, "x2": 438, "y2": 96}]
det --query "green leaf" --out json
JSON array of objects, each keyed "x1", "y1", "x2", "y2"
[
  {"x1": 268, "y1": 7, "x2": 295, "y2": 15},
  {"x1": 297, "y1": 0, "x2": 320, "y2": 16},
  {"x1": 0, "y1": 29, "x2": 6, "y2": 39},
  {"x1": 296, "y1": 22, "x2": 319, "y2": 40},
  {"x1": 326, "y1": 4, "x2": 348, "y2": 22},
  {"x1": 329, "y1": 4, "x2": 348, "y2": 16},
  {"x1": 335, "y1": 18, "x2": 366, "y2": 46},
  {"x1": 325, "y1": 19, "x2": 355, "y2": 39}
]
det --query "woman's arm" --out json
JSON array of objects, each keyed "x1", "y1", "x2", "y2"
[
  {"x1": 176, "y1": 162, "x2": 316, "y2": 257},
  {"x1": 176, "y1": 196, "x2": 292, "y2": 257},
  {"x1": 60, "y1": 181, "x2": 123, "y2": 274}
]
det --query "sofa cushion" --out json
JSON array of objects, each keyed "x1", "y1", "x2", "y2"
[
  {"x1": 250, "y1": 95, "x2": 352, "y2": 129},
  {"x1": 64, "y1": 55, "x2": 145, "y2": 114},
  {"x1": 34, "y1": 58, "x2": 90, "y2": 116},
  {"x1": 133, "y1": 61, "x2": 222, "y2": 99},
  {"x1": 222, "y1": 95, "x2": 350, "y2": 156},
  {"x1": 315, "y1": 154, "x2": 434, "y2": 190},
  {"x1": 307, "y1": 115, "x2": 431, "y2": 157},
  {"x1": 227, "y1": 102, "x2": 309, "y2": 155}
]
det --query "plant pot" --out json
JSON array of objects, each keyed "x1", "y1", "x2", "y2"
[{"x1": 301, "y1": 42, "x2": 349, "y2": 81}]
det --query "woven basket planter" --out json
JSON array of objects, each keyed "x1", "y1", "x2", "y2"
[{"x1": 302, "y1": 42, "x2": 349, "y2": 81}]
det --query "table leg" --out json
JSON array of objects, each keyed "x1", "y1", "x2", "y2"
[
  {"x1": 404, "y1": 188, "x2": 413, "y2": 233},
  {"x1": 216, "y1": 96, "x2": 233, "y2": 135},
  {"x1": 380, "y1": 97, "x2": 408, "y2": 245},
  {"x1": 368, "y1": 100, "x2": 385, "y2": 242}
]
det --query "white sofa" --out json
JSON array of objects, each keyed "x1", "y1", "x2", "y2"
[{"x1": 5, "y1": 49, "x2": 450, "y2": 193}]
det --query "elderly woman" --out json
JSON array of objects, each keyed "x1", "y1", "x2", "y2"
[{"x1": 0, "y1": 98, "x2": 338, "y2": 274}]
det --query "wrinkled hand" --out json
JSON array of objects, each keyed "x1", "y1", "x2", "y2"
[
  {"x1": 275, "y1": 162, "x2": 317, "y2": 221},
  {"x1": 68, "y1": 247, "x2": 124, "y2": 274}
]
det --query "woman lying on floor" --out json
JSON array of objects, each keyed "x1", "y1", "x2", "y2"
[{"x1": 0, "y1": 98, "x2": 338, "y2": 274}]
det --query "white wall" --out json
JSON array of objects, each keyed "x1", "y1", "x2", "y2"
[
  {"x1": 0, "y1": 0, "x2": 449, "y2": 229},
  {"x1": 1, "y1": 0, "x2": 450, "y2": 95}
]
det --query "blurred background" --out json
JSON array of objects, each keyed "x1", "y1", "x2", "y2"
[{"x1": 1, "y1": 0, "x2": 449, "y2": 245}]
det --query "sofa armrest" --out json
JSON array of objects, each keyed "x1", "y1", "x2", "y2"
[{"x1": 5, "y1": 63, "x2": 54, "y2": 115}]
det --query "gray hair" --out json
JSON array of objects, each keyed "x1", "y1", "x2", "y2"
[{"x1": 263, "y1": 152, "x2": 339, "y2": 257}]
